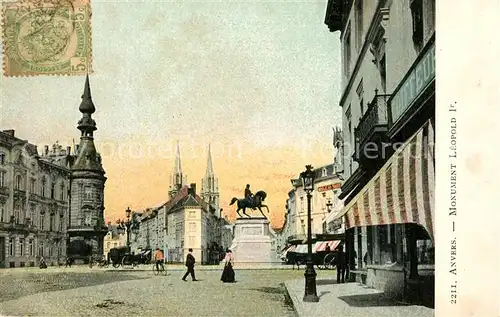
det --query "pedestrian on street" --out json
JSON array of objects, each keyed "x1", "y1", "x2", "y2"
[
  {"x1": 220, "y1": 249, "x2": 235, "y2": 283},
  {"x1": 336, "y1": 244, "x2": 346, "y2": 284},
  {"x1": 182, "y1": 248, "x2": 198, "y2": 281}
]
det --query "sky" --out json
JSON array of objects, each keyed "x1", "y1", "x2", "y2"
[{"x1": 0, "y1": 1, "x2": 342, "y2": 228}]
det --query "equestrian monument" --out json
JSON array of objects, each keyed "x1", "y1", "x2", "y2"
[{"x1": 228, "y1": 190, "x2": 280, "y2": 264}]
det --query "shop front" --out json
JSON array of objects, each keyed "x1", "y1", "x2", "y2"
[{"x1": 332, "y1": 119, "x2": 435, "y2": 305}]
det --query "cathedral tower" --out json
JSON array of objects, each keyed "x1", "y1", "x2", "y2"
[
  {"x1": 67, "y1": 75, "x2": 107, "y2": 259},
  {"x1": 201, "y1": 144, "x2": 220, "y2": 217},
  {"x1": 168, "y1": 141, "x2": 187, "y2": 199}
]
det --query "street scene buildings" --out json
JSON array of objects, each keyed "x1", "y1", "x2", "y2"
[
  {"x1": 0, "y1": 0, "x2": 440, "y2": 316},
  {"x1": 0, "y1": 77, "x2": 107, "y2": 267},
  {"x1": 128, "y1": 142, "x2": 232, "y2": 264}
]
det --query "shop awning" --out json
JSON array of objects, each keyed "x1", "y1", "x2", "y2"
[
  {"x1": 323, "y1": 198, "x2": 346, "y2": 224},
  {"x1": 313, "y1": 240, "x2": 341, "y2": 252},
  {"x1": 331, "y1": 120, "x2": 435, "y2": 239}
]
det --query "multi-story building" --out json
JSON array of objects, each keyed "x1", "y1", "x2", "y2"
[
  {"x1": 67, "y1": 76, "x2": 108, "y2": 260},
  {"x1": 130, "y1": 143, "x2": 232, "y2": 264},
  {"x1": 0, "y1": 76, "x2": 107, "y2": 268},
  {"x1": 274, "y1": 192, "x2": 295, "y2": 256},
  {"x1": 0, "y1": 133, "x2": 70, "y2": 268},
  {"x1": 290, "y1": 163, "x2": 343, "y2": 237},
  {"x1": 323, "y1": 127, "x2": 348, "y2": 234},
  {"x1": 324, "y1": 0, "x2": 435, "y2": 305},
  {"x1": 103, "y1": 225, "x2": 127, "y2": 259}
]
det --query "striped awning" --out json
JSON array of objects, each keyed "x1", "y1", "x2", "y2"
[
  {"x1": 285, "y1": 245, "x2": 296, "y2": 252},
  {"x1": 333, "y1": 120, "x2": 435, "y2": 239},
  {"x1": 313, "y1": 240, "x2": 341, "y2": 252}
]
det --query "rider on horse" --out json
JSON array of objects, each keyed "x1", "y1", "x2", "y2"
[{"x1": 245, "y1": 184, "x2": 256, "y2": 210}]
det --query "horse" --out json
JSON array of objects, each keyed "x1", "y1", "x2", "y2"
[{"x1": 229, "y1": 190, "x2": 270, "y2": 218}]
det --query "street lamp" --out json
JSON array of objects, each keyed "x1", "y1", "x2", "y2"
[
  {"x1": 117, "y1": 207, "x2": 139, "y2": 252},
  {"x1": 300, "y1": 164, "x2": 319, "y2": 302}
]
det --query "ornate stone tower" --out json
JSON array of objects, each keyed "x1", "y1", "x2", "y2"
[
  {"x1": 201, "y1": 144, "x2": 220, "y2": 217},
  {"x1": 168, "y1": 141, "x2": 186, "y2": 199},
  {"x1": 67, "y1": 75, "x2": 107, "y2": 259}
]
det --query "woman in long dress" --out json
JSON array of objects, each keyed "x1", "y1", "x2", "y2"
[{"x1": 221, "y1": 249, "x2": 235, "y2": 283}]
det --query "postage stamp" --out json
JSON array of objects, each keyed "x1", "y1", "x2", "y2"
[{"x1": 1, "y1": 0, "x2": 92, "y2": 77}]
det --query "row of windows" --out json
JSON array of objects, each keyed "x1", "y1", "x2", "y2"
[
  {"x1": 0, "y1": 206, "x2": 64, "y2": 231},
  {"x1": 7, "y1": 238, "x2": 35, "y2": 257},
  {"x1": 0, "y1": 171, "x2": 67, "y2": 200}
]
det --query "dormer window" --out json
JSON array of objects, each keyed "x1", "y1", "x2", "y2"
[{"x1": 322, "y1": 168, "x2": 328, "y2": 177}]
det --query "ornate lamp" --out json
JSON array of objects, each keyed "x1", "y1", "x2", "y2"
[
  {"x1": 326, "y1": 198, "x2": 333, "y2": 213},
  {"x1": 300, "y1": 164, "x2": 319, "y2": 302}
]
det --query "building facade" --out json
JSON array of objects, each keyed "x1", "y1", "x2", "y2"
[
  {"x1": 103, "y1": 225, "x2": 127, "y2": 259},
  {"x1": 0, "y1": 76, "x2": 107, "y2": 268},
  {"x1": 290, "y1": 164, "x2": 343, "y2": 238},
  {"x1": 67, "y1": 76, "x2": 108, "y2": 261},
  {"x1": 325, "y1": 0, "x2": 435, "y2": 305},
  {"x1": 0, "y1": 133, "x2": 70, "y2": 267},
  {"x1": 130, "y1": 143, "x2": 232, "y2": 264}
]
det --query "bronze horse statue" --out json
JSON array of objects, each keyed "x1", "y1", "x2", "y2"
[{"x1": 230, "y1": 190, "x2": 269, "y2": 218}]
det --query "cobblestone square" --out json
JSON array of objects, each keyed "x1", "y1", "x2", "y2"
[{"x1": 0, "y1": 266, "x2": 325, "y2": 316}]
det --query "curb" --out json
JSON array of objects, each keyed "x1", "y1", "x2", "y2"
[{"x1": 283, "y1": 281, "x2": 300, "y2": 317}]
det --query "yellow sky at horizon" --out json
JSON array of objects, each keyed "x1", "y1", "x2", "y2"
[{"x1": 101, "y1": 138, "x2": 335, "y2": 228}]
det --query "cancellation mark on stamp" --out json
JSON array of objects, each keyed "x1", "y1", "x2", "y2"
[{"x1": 2, "y1": 0, "x2": 93, "y2": 77}]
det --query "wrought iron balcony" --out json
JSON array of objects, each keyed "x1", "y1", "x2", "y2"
[{"x1": 354, "y1": 93, "x2": 391, "y2": 164}]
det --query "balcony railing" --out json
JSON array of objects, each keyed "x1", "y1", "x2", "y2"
[
  {"x1": 355, "y1": 94, "x2": 390, "y2": 144},
  {"x1": 354, "y1": 93, "x2": 391, "y2": 162}
]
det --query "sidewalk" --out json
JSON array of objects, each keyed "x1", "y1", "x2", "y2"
[{"x1": 284, "y1": 278, "x2": 434, "y2": 317}]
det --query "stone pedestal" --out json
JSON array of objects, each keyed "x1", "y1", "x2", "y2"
[{"x1": 229, "y1": 218, "x2": 279, "y2": 264}]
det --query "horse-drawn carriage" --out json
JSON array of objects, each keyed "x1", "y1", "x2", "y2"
[
  {"x1": 283, "y1": 241, "x2": 340, "y2": 270},
  {"x1": 108, "y1": 247, "x2": 152, "y2": 268}
]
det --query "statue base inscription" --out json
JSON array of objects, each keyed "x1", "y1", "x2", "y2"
[{"x1": 229, "y1": 218, "x2": 280, "y2": 264}]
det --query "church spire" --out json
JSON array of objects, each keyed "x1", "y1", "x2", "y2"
[
  {"x1": 205, "y1": 143, "x2": 213, "y2": 177},
  {"x1": 169, "y1": 140, "x2": 185, "y2": 198},
  {"x1": 174, "y1": 140, "x2": 182, "y2": 176},
  {"x1": 201, "y1": 143, "x2": 219, "y2": 217}
]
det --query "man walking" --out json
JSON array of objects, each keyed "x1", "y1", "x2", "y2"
[
  {"x1": 336, "y1": 244, "x2": 346, "y2": 284},
  {"x1": 182, "y1": 248, "x2": 198, "y2": 281}
]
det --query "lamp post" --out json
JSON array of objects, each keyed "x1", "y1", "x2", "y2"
[
  {"x1": 301, "y1": 165, "x2": 319, "y2": 302},
  {"x1": 117, "y1": 207, "x2": 139, "y2": 252}
]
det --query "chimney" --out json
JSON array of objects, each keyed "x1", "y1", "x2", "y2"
[
  {"x1": 2, "y1": 129, "x2": 14, "y2": 137},
  {"x1": 44, "y1": 145, "x2": 49, "y2": 156},
  {"x1": 34, "y1": 145, "x2": 38, "y2": 155},
  {"x1": 66, "y1": 146, "x2": 71, "y2": 156},
  {"x1": 188, "y1": 183, "x2": 196, "y2": 195}
]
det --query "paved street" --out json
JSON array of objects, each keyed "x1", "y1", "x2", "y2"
[{"x1": 0, "y1": 265, "x2": 317, "y2": 316}]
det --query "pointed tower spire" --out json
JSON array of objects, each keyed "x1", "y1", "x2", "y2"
[
  {"x1": 201, "y1": 143, "x2": 219, "y2": 217},
  {"x1": 174, "y1": 140, "x2": 182, "y2": 175},
  {"x1": 169, "y1": 140, "x2": 184, "y2": 198},
  {"x1": 79, "y1": 74, "x2": 96, "y2": 114},
  {"x1": 205, "y1": 143, "x2": 214, "y2": 177}
]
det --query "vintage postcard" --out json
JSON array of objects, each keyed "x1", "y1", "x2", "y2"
[
  {"x1": 2, "y1": 0, "x2": 92, "y2": 76},
  {"x1": 0, "y1": 0, "x2": 496, "y2": 316}
]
